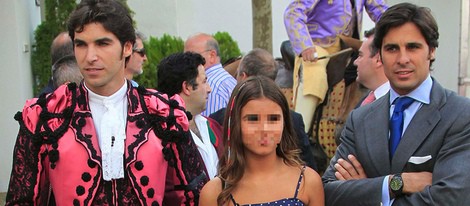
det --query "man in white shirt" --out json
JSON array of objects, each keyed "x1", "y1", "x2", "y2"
[{"x1": 157, "y1": 52, "x2": 222, "y2": 179}]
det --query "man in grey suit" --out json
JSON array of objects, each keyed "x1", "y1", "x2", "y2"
[{"x1": 323, "y1": 3, "x2": 470, "y2": 205}]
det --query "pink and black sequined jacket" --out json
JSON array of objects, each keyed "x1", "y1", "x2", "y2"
[{"x1": 6, "y1": 82, "x2": 208, "y2": 206}]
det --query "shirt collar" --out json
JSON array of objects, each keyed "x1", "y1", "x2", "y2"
[
  {"x1": 86, "y1": 80, "x2": 128, "y2": 106},
  {"x1": 205, "y1": 63, "x2": 223, "y2": 73},
  {"x1": 374, "y1": 81, "x2": 390, "y2": 99},
  {"x1": 389, "y1": 75, "x2": 432, "y2": 105}
]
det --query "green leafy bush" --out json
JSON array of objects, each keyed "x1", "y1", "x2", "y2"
[
  {"x1": 214, "y1": 31, "x2": 242, "y2": 64},
  {"x1": 134, "y1": 34, "x2": 184, "y2": 89}
]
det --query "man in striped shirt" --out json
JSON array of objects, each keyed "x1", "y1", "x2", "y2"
[{"x1": 184, "y1": 33, "x2": 237, "y2": 116}]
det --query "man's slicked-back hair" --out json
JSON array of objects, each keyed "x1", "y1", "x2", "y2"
[
  {"x1": 157, "y1": 52, "x2": 206, "y2": 97},
  {"x1": 67, "y1": 0, "x2": 136, "y2": 48},
  {"x1": 374, "y1": 3, "x2": 439, "y2": 52},
  {"x1": 364, "y1": 28, "x2": 379, "y2": 57},
  {"x1": 238, "y1": 48, "x2": 278, "y2": 81}
]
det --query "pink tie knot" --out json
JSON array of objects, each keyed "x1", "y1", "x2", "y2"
[{"x1": 361, "y1": 91, "x2": 376, "y2": 106}]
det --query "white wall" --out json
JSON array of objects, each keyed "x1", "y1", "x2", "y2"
[
  {"x1": 129, "y1": 1, "x2": 178, "y2": 36},
  {"x1": 465, "y1": 0, "x2": 470, "y2": 97},
  {"x1": 0, "y1": 0, "x2": 39, "y2": 192},
  {"x1": 128, "y1": 0, "x2": 291, "y2": 58}
]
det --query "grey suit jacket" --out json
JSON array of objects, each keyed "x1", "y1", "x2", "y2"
[{"x1": 322, "y1": 80, "x2": 470, "y2": 205}]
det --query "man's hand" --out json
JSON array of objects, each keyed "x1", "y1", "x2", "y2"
[
  {"x1": 334, "y1": 154, "x2": 367, "y2": 180},
  {"x1": 401, "y1": 172, "x2": 432, "y2": 194},
  {"x1": 301, "y1": 46, "x2": 318, "y2": 62}
]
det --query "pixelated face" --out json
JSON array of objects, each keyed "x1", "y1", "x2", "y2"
[
  {"x1": 74, "y1": 23, "x2": 132, "y2": 96},
  {"x1": 189, "y1": 65, "x2": 211, "y2": 114},
  {"x1": 240, "y1": 97, "x2": 283, "y2": 156},
  {"x1": 355, "y1": 36, "x2": 379, "y2": 87},
  {"x1": 126, "y1": 38, "x2": 147, "y2": 75},
  {"x1": 380, "y1": 22, "x2": 435, "y2": 95}
]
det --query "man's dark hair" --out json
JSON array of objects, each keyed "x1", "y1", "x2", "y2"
[
  {"x1": 364, "y1": 28, "x2": 379, "y2": 57},
  {"x1": 52, "y1": 55, "x2": 83, "y2": 89},
  {"x1": 238, "y1": 48, "x2": 278, "y2": 81},
  {"x1": 67, "y1": 0, "x2": 136, "y2": 56},
  {"x1": 157, "y1": 52, "x2": 206, "y2": 97},
  {"x1": 374, "y1": 3, "x2": 439, "y2": 55}
]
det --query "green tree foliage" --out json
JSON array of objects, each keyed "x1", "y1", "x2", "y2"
[
  {"x1": 31, "y1": 0, "x2": 76, "y2": 95},
  {"x1": 134, "y1": 34, "x2": 184, "y2": 89},
  {"x1": 214, "y1": 31, "x2": 242, "y2": 64}
]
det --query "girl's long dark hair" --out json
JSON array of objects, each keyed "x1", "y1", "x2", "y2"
[{"x1": 217, "y1": 76, "x2": 302, "y2": 205}]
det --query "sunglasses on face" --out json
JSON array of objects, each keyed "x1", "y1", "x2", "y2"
[{"x1": 133, "y1": 48, "x2": 146, "y2": 57}]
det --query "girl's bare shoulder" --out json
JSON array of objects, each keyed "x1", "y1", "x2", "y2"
[
  {"x1": 199, "y1": 177, "x2": 224, "y2": 206},
  {"x1": 302, "y1": 167, "x2": 322, "y2": 187}
]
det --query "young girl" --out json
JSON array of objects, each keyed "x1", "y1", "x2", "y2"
[{"x1": 199, "y1": 76, "x2": 324, "y2": 206}]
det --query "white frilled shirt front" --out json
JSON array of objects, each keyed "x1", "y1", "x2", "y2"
[
  {"x1": 191, "y1": 115, "x2": 219, "y2": 179},
  {"x1": 86, "y1": 82, "x2": 128, "y2": 181}
]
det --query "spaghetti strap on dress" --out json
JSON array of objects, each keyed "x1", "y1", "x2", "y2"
[{"x1": 229, "y1": 166, "x2": 307, "y2": 206}]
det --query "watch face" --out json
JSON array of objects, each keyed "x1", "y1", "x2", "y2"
[{"x1": 390, "y1": 177, "x2": 403, "y2": 191}]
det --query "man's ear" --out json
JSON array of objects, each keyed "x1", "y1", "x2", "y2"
[
  {"x1": 182, "y1": 81, "x2": 192, "y2": 96},
  {"x1": 209, "y1": 49, "x2": 218, "y2": 63},
  {"x1": 428, "y1": 47, "x2": 436, "y2": 60},
  {"x1": 123, "y1": 41, "x2": 133, "y2": 58},
  {"x1": 237, "y1": 72, "x2": 247, "y2": 82},
  {"x1": 373, "y1": 53, "x2": 382, "y2": 67}
]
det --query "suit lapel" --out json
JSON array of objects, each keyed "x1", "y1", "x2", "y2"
[
  {"x1": 363, "y1": 97, "x2": 391, "y2": 174},
  {"x1": 391, "y1": 81, "x2": 446, "y2": 172},
  {"x1": 391, "y1": 104, "x2": 440, "y2": 172}
]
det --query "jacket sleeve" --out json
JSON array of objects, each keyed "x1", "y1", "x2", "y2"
[
  {"x1": 6, "y1": 101, "x2": 50, "y2": 205},
  {"x1": 364, "y1": 0, "x2": 389, "y2": 22},
  {"x1": 284, "y1": 0, "x2": 317, "y2": 55},
  {"x1": 322, "y1": 110, "x2": 385, "y2": 205},
  {"x1": 7, "y1": 85, "x2": 73, "y2": 205}
]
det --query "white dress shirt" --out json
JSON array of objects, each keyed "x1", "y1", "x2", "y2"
[
  {"x1": 86, "y1": 82, "x2": 128, "y2": 181},
  {"x1": 191, "y1": 115, "x2": 219, "y2": 179}
]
